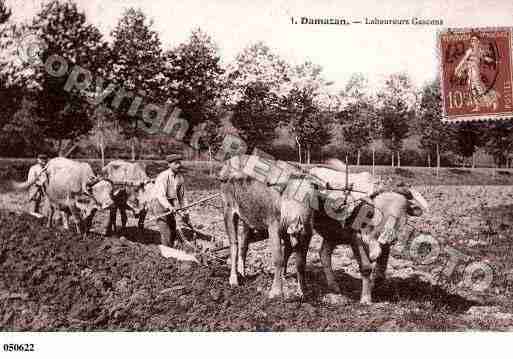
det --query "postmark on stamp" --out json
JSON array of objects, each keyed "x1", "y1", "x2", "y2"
[{"x1": 438, "y1": 27, "x2": 513, "y2": 123}]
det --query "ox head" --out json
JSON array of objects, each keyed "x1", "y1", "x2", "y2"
[
  {"x1": 360, "y1": 187, "x2": 429, "y2": 261},
  {"x1": 76, "y1": 179, "x2": 115, "y2": 232},
  {"x1": 124, "y1": 179, "x2": 155, "y2": 215}
]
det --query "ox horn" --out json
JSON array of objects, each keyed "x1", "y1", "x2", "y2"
[{"x1": 409, "y1": 188, "x2": 429, "y2": 211}]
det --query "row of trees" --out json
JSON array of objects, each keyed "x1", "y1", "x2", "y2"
[{"x1": 1, "y1": 0, "x2": 512, "y2": 167}]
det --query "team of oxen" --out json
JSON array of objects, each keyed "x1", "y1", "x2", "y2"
[{"x1": 13, "y1": 155, "x2": 429, "y2": 304}]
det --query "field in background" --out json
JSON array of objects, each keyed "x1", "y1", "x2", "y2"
[{"x1": 2, "y1": 158, "x2": 513, "y2": 193}]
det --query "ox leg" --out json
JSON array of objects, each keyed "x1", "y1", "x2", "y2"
[
  {"x1": 371, "y1": 244, "x2": 390, "y2": 289},
  {"x1": 283, "y1": 238, "x2": 292, "y2": 277},
  {"x1": 61, "y1": 209, "x2": 70, "y2": 231},
  {"x1": 351, "y1": 235, "x2": 374, "y2": 305},
  {"x1": 268, "y1": 221, "x2": 284, "y2": 299},
  {"x1": 238, "y1": 224, "x2": 252, "y2": 278},
  {"x1": 120, "y1": 207, "x2": 128, "y2": 234},
  {"x1": 294, "y1": 234, "x2": 311, "y2": 298},
  {"x1": 106, "y1": 207, "x2": 116, "y2": 236},
  {"x1": 224, "y1": 211, "x2": 239, "y2": 287},
  {"x1": 138, "y1": 208, "x2": 147, "y2": 232},
  {"x1": 69, "y1": 207, "x2": 82, "y2": 234},
  {"x1": 82, "y1": 209, "x2": 97, "y2": 234},
  {"x1": 46, "y1": 204, "x2": 54, "y2": 228},
  {"x1": 320, "y1": 238, "x2": 341, "y2": 294}
]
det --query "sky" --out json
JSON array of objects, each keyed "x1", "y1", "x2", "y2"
[{"x1": 5, "y1": 0, "x2": 513, "y2": 92}]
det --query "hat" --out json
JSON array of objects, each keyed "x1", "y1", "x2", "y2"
[
  {"x1": 166, "y1": 154, "x2": 183, "y2": 163},
  {"x1": 37, "y1": 154, "x2": 48, "y2": 160}
]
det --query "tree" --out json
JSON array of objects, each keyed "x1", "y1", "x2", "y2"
[
  {"x1": 161, "y1": 28, "x2": 225, "y2": 158},
  {"x1": 223, "y1": 42, "x2": 290, "y2": 154},
  {"x1": 230, "y1": 82, "x2": 280, "y2": 152},
  {"x1": 111, "y1": 7, "x2": 163, "y2": 159},
  {"x1": 482, "y1": 123, "x2": 513, "y2": 167},
  {"x1": 453, "y1": 123, "x2": 483, "y2": 167},
  {"x1": 0, "y1": 99, "x2": 49, "y2": 156},
  {"x1": 280, "y1": 61, "x2": 333, "y2": 163},
  {"x1": 338, "y1": 73, "x2": 380, "y2": 166},
  {"x1": 225, "y1": 41, "x2": 290, "y2": 104},
  {"x1": 0, "y1": 0, "x2": 10, "y2": 24},
  {"x1": 417, "y1": 78, "x2": 455, "y2": 173},
  {"x1": 377, "y1": 73, "x2": 416, "y2": 167},
  {"x1": 2, "y1": 0, "x2": 109, "y2": 155}
]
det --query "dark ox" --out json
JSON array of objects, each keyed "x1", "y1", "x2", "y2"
[
  {"x1": 309, "y1": 164, "x2": 429, "y2": 304},
  {"x1": 220, "y1": 155, "x2": 315, "y2": 298},
  {"x1": 101, "y1": 160, "x2": 150, "y2": 235}
]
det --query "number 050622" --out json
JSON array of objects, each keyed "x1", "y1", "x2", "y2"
[{"x1": 3, "y1": 343, "x2": 35, "y2": 352}]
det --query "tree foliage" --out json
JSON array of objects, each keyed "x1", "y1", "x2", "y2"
[
  {"x1": 377, "y1": 73, "x2": 416, "y2": 160},
  {"x1": 110, "y1": 7, "x2": 163, "y2": 141},
  {"x1": 230, "y1": 82, "x2": 280, "y2": 152},
  {"x1": 162, "y1": 28, "x2": 224, "y2": 145},
  {"x1": 417, "y1": 78, "x2": 455, "y2": 157},
  {"x1": 337, "y1": 73, "x2": 380, "y2": 163},
  {"x1": 1, "y1": 1, "x2": 109, "y2": 153}
]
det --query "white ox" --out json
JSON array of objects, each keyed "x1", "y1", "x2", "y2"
[
  {"x1": 14, "y1": 157, "x2": 114, "y2": 233},
  {"x1": 220, "y1": 155, "x2": 315, "y2": 298}
]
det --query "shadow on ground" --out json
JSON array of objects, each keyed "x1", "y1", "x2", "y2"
[
  {"x1": 117, "y1": 226, "x2": 162, "y2": 245},
  {"x1": 304, "y1": 267, "x2": 479, "y2": 313}
]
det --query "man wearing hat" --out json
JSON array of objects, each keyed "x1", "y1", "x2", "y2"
[
  {"x1": 150, "y1": 154, "x2": 191, "y2": 247},
  {"x1": 27, "y1": 154, "x2": 49, "y2": 215}
]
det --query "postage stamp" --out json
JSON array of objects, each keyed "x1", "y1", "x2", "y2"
[{"x1": 438, "y1": 27, "x2": 513, "y2": 123}]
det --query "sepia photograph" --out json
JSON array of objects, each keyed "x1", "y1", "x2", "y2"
[{"x1": 1, "y1": 0, "x2": 513, "y2": 354}]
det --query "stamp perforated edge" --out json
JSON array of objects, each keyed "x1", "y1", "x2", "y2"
[{"x1": 437, "y1": 26, "x2": 513, "y2": 123}]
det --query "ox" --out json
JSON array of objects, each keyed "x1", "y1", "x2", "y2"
[
  {"x1": 309, "y1": 162, "x2": 429, "y2": 304},
  {"x1": 219, "y1": 155, "x2": 315, "y2": 298},
  {"x1": 101, "y1": 160, "x2": 150, "y2": 235},
  {"x1": 14, "y1": 157, "x2": 114, "y2": 234}
]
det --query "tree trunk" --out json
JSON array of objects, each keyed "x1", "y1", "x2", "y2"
[
  {"x1": 99, "y1": 135, "x2": 105, "y2": 168},
  {"x1": 131, "y1": 138, "x2": 136, "y2": 161},
  {"x1": 436, "y1": 143, "x2": 440, "y2": 177},
  {"x1": 208, "y1": 146, "x2": 213, "y2": 176},
  {"x1": 296, "y1": 138, "x2": 302, "y2": 164},
  {"x1": 357, "y1": 149, "x2": 361, "y2": 166},
  {"x1": 391, "y1": 152, "x2": 394, "y2": 167},
  {"x1": 307, "y1": 145, "x2": 311, "y2": 164},
  {"x1": 372, "y1": 147, "x2": 376, "y2": 175},
  {"x1": 472, "y1": 152, "x2": 476, "y2": 169},
  {"x1": 427, "y1": 152, "x2": 431, "y2": 168},
  {"x1": 397, "y1": 151, "x2": 401, "y2": 168}
]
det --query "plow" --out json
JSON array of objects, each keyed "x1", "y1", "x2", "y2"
[{"x1": 143, "y1": 192, "x2": 232, "y2": 265}]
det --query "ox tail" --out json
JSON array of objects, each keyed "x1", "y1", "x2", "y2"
[{"x1": 408, "y1": 188, "x2": 429, "y2": 211}]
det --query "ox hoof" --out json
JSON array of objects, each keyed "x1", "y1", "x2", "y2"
[
  {"x1": 360, "y1": 296, "x2": 372, "y2": 305},
  {"x1": 295, "y1": 288, "x2": 305, "y2": 299},
  {"x1": 229, "y1": 274, "x2": 239, "y2": 287},
  {"x1": 237, "y1": 265, "x2": 246, "y2": 278},
  {"x1": 268, "y1": 287, "x2": 284, "y2": 299},
  {"x1": 368, "y1": 242, "x2": 382, "y2": 262}
]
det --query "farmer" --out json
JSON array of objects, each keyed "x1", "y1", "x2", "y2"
[
  {"x1": 151, "y1": 154, "x2": 191, "y2": 247},
  {"x1": 27, "y1": 153, "x2": 49, "y2": 215}
]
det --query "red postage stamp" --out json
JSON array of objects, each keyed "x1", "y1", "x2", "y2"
[{"x1": 438, "y1": 27, "x2": 513, "y2": 123}]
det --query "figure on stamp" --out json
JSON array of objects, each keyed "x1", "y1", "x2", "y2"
[{"x1": 455, "y1": 34, "x2": 500, "y2": 111}]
